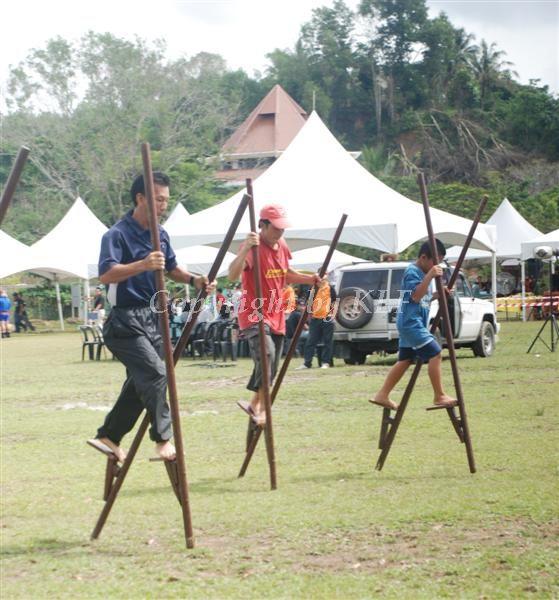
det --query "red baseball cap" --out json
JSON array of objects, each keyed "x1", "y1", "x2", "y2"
[{"x1": 260, "y1": 204, "x2": 291, "y2": 229}]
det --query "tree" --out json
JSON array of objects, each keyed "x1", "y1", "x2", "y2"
[
  {"x1": 3, "y1": 34, "x2": 238, "y2": 231},
  {"x1": 358, "y1": 0, "x2": 429, "y2": 125},
  {"x1": 470, "y1": 40, "x2": 517, "y2": 110}
]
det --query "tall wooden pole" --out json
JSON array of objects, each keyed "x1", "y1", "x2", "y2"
[
  {"x1": 375, "y1": 195, "x2": 487, "y2": 471},
  {"x1": 246, "y1": 178, "x2": 277, "y2": 490},
  {"x1": 91, "y1": 193, "x2": 249, "y2": 543},
  {"x1": 418, "y1": 172, "x2": 476, "y2": 473},
  {"x1": 0, "y1": 146, "x2": 30, "y2": 226},
  {"x1": 141, "y1": 144, "x2": 195, "y2": 547},
  {"x1": 239, "y1": 214, "x2": 348, "y2": 478}
]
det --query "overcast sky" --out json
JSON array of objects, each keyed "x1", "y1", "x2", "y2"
[{"x1": 0, "y1": 0, "x2": 557, "y2": 100}]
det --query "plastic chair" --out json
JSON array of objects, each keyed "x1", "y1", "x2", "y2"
[
  {"x1": 219, "y1": 321, "x2": 238, "y2": 362},
  {"x1": 80, "y1": 325, "x2": 99, "y2": 360},
  {"x1": 91, "y1": 324, "x2": 108, "y2": 360},
  {"x1": 190, "y1": 322, "x2": 209, "y2": 358}
]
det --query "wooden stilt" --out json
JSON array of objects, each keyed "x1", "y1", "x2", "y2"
[
  {"x1": 238, "y1": 214, "x2": 348, "y2": 479},
  {"x1": 245, "y1": 179, "x2": 277, "y2": 490},
  {"x1": 0, "y1": 146, "x2": 29, "y2": 227},
  {"x1": 88, "y1": 155, "x2": 249, "y2": 545},
  {"x1": 87, "y1": 439, "x2": 121, "y2": 500},
  {"x1": 150, "y1": 457, "x2": 182, "y2": 504},
  {"x1": 374, "y1": 191, "x2": 488, "y2": 472}
]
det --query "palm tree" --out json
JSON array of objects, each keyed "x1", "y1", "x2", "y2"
[{"x1": 470, "y1": 40, "x2": 517, "y2": 109}]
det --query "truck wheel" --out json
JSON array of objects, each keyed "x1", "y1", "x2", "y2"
[
  {"x1": 472, "y1": 321, "x2": 495, "y2": 357},
  {"x1": 336, "y1": 287, "x2": 374, "y2": 329},
  {"x1": 344, "y1": 349, "x2": 367, "y2": 365}
]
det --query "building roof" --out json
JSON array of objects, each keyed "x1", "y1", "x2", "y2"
[{"x1": 221, "y1": 84, "x2": 307, "y2": 158}]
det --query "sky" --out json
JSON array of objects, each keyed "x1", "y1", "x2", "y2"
[{"x1": 0, "y1": 0, "x2": 557, "y2": 100}]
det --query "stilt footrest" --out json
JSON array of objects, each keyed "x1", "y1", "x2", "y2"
[
  {"x1": 87, "y1": 440, "x2": 121, "y2": 501},
  {"x1": 426, "y1": 402, "x2": 459, "y2": 411},
  {"x1": 150, "y1": 458, "x2": 181, "y2": 504},
  {"x1": 378, "y1": 407, "x2": 396, "y2": 450},
  {"x1": 425, "y1": 405, "x2": 464, "y2": 442}
]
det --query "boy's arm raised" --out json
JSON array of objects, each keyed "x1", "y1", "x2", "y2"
[{"x1": 411, "y1": 265, "x2": 442, "y2": 303}]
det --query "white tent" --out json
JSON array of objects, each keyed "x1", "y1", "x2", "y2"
[
  {"x1": 165, "y1": 202, "x2": 190, "y2": 230},
  {"x1": 446, "y1": 198, "x2": 542, "y2": 263},
  {"x1": 290, "y1": 245, "x2": 365, "y2": 272},
  {"x1": 0, "y1": 230, "x2": 33, "y2": 278},
  {"x1": 519, "y1": 229, "x2": 559, "y2": 321},
  {"x1": 520, "y1": 229, "x2": 559, "y2": 261},
  {"x1": 164, "y1": 203, "x2": 236, "y2": 276},
  {"x1": 168, "y1": 112, "x2": 496, "y2": 256},
  {"x1": 27, "y1": 197, "x2": 108, "y2": 280},
  {"x1": 0, "y1": 198, "x2": 108, "y2": 329}
]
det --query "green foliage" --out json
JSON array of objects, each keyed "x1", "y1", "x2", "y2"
[
  {"x1": 2, "y1": 1, "x2": 558, "y2": 245},
  {"x1": 497, "y1": 84, "x2": 559, "y2": 160}
]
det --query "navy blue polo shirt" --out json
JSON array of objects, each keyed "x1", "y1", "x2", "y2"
[{"x1": 99, "y1": 210, "x2": 177, "y2": 308}]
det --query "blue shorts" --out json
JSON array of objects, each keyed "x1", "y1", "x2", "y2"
[
  {"x1": 398, "y1": 339, "x2": 441, "y2": 363},
  {"x1": 0, "y1": 314, "x2": 9, "y2": 322}
]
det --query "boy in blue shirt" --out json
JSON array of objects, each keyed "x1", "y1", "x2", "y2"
[{"x1": 372, "y1": 240, "x2": 456, "y2": 411}]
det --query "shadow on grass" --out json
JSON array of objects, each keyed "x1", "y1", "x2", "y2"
[
  {"x1": 119, "y1": 475, "x2": 252, "y2": 498},
  {"x1": 0, "y1": 538, "x2": 87, "y2": 558}
]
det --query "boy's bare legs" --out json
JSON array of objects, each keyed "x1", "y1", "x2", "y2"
[
  {"x1": 427, "y1": 353, "x2": 456, "y2": 406},
  {"x1": 372, "y1": 360, "x2": 412, "y2": 410}
]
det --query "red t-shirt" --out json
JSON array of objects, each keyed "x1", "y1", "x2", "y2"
[{"x1": 238, "y1": 237, "x2": 292, "y2": 335}]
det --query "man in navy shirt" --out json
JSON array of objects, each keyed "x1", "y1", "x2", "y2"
[{"x1": 94, "y1": 171, "x2": 214, "y2": 462}]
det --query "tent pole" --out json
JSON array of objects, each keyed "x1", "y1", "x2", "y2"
[
  {"x1": 54, "y1": 276, "x2": 64, "y2": 331},
  {"x1": 491, "y1": 252, "x2": 497, "y2": 311},
  {"x1": 521, "y1": 260, "x2": 526, "y2": 322},
  {"x1": 83, "y1": 279, "x2": 90, "y2": 325}
]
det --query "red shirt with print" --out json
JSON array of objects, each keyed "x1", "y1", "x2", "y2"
[{"x1": 238, "y1": 237, "x2": 292, "y2": 335}]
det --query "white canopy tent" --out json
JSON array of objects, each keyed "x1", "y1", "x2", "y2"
[
  {"x1": 446, "y1": 198, "x2": 542, "y2": 263},
  {"x1": 164, "y1": 203, "x2": 236, "y2": 277},
  {"x1": 289, "y1": 245, "x2": 365, "y2": 272},
  {"x1": 0, "y1": 230, "x2": 33, "y2": 278},
  {"x1": 168, "y1": 112, "x2": 496, "y2": 257},
  {"x1": 520, "y1": 229, "x2": 559, "y2": 261},
  {"x1": 446, "y1": 198, "x2": 542, "y2": 308},
  {"x1": 0, "y1": 198, "x2": 108, "y2": 329},
  {"x1": 520, "y1": 229, "x2": 559, "y2": 321}
]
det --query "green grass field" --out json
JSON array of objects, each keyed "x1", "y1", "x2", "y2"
[{"x1": 1, "y1": 321, "x2": 558, "y2": 598}]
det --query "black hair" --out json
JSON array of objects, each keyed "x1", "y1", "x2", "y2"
[
  {"x1": 418, "y1": 239, "x2": 446, "y2": 260},
  {"x1": 130, "y1": 171, "x2": 170, "y2": 205}
]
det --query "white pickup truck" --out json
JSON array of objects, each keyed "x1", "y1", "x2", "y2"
[{"x1": 332, "y1": 261, "x2": 499, "y2": 365}]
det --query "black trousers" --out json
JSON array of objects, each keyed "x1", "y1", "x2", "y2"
[
  {"x1": 304, "y1": 318, "x2": 334, "y2": 367},
  {"x1": 97, "y1": 307, "x2": 172, "y2": 444}
]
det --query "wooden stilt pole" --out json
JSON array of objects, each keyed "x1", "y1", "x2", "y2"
[
  {"x1": 239, "y1": 214, "x2": 348, "y2": 478},
  {"x1": 141, "y1": 144, "x2": 194, "y2": 547},
  {"x1": 418, "y1": 173, "x2": 476, "y2": 473},
  {"x1": 0, "y1": 146, "x2": 30, "y2": 226},
  {"x1": 375, "y1": 191, "x2": 487, "y2": 472},
  {"x1": 90, "y1": 158, "x2": 249, "y2": 544},
  {"x1": 245, "y1": 179, "x2": 277, "y2": 490}
]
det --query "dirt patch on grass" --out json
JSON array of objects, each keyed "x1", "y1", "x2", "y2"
[
  {"x1": 200, "y1": 518, "x2": 559, "y2": 579},
  {"x1": 201, "y1": 376, "x2": 247, "y2": 389}
]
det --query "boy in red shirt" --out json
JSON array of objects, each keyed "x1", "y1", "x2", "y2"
[{"x1": 228, "y1": 204, "x2": 320, "y2": 425}]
